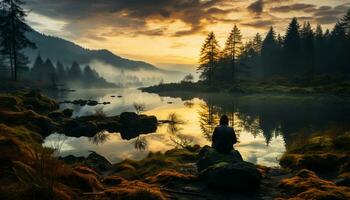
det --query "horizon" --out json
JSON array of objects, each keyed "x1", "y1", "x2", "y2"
[{"x1": 25, "y1": 0, "x2": 350, "y2": 71}]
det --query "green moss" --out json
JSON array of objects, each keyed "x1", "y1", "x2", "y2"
[
  {"x1": 280, "y1": 126, "x2": 350, "y2": 173},
  {"x1": 333, "y1": 132, "x2": 350, "y2": 151}
]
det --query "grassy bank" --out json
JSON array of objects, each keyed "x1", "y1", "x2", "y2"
[{"x1": 142, "y1": 75, "x2": 350, "y2": 96}]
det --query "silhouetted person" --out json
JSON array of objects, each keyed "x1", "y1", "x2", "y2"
[{"x1": 212, "y1": 115, "x2": 237, "y2": 154}]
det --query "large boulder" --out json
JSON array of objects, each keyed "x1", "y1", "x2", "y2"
[
  {"x1": 61, "y1": 120, "x2": 100, "y2": 137},
  {"x1": 60, "y1": 151, "x2": 113, "y2": 173},
  {"x1": 197, "y1": 145, "x2": 243, "y2": 172},
  {"x1": 197, "y1": 146, "x2": 261, "y2": 191},
  {"x1": 200, "y1": 161, "x2": 262, "y2": 191}
]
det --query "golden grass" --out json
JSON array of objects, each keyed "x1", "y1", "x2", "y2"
[
  {"x1": 104, "y1": 180, "x2": 166, "y2": 200},
  {"x1": 279, "y1": 169, "x2": 350, "y2": 200},
  {"x1": 146, "y1": 169, "x2": 197, "y2": 184}
]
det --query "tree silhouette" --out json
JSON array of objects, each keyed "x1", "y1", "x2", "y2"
[
  {"x1": 68, "y1": 61, "x2": 82, "y2": 81},
  {"x1": 0, "y1": 0, "x2": 35, "y2": 81},
  {"x1": 284, "y1": 17, "x2": 301, "y2": 75},
  {"x1": 261, "y1": 27, "x2": 279, "y2": 76},
  {"x1": 340, "y1": 9, "x2": 350, "y2": 37},
  {"x1": 198, "y1": 32, "x2": 220, "y2": 84},
  {"x1": 44, "y1": 58, "x2": 56, "y2": 83},
  {"x1": 56, "y1": 61, "x2": 66, "y2": 81},
  {"x1": 330, "y1": 22, "x2": 347, "y2": 72},
  {"x1": 83, "y1": 65, "x2": 99, "y2": 85},
  {"x1": 31, "y1": 55, "x2": 45, "y2": 80},
  {"x1": 223, "y1": 25, "x2": 242, "y2": 83},
  {"x1": 300, "y1": 22, "x2": 314, "y2": 79},
  {"x1": 182, "y1": 74, "x2": 194, "y2": 83},
  {"x1": 252, "y1": 33, "x2": 263, "y2": 54}
]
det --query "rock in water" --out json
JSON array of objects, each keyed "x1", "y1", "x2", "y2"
[
  {"x1": 120, "y1": 112, "x2": 158, "y2": 140},
  {"x1": 200, "y1": 161, "x2": 262, "y2": 191},
  {"x1": 197, "y1": 145, "x2": 243, "y2": 172}
]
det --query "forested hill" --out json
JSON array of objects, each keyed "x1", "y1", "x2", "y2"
[{"x1": 23, "y1": 30, "x2": 160, "y2": 71}]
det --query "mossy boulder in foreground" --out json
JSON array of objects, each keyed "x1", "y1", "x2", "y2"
[
  {"x1": 201, "y1": 161, "x2": 262, "y2": 191},
  {"x1": 197, "y1": 145, "x2": 243, "y2": 172},
  {"x1": 197, "y1": 146, "x2": 262, "y2": 191}
]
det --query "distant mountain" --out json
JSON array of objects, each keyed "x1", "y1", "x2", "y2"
[{"x1": 24, "y1": 30, "x2": 160, "y2": 71}]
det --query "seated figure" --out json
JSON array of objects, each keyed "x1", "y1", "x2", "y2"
[{"x1": 212, "y1": 115, "x2": 237, "y2": 154}]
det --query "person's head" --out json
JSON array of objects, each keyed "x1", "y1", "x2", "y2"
[{"x1": 220, "y1": 115, "x2": 229, "y2": 126}]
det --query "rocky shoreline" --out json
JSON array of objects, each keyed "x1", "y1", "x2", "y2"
[{"x1": 0, "y1": 91, "x2": 349, "y2": 200}]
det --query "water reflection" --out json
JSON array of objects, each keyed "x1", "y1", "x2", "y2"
[
  {"x1": 133, "y1": 136, "x2": 147, "y2": 151},
  {"x1": 43, "y1": 89, "x2": 350, "y2": 167},
  {"x1": 89, "y1": 131, "x2": 110, "y2": 145}
]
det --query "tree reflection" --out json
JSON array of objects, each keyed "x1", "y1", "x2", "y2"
[
  {"x1": 165, "y1": 113, "x2": 194, "y2": 148},
  {"x1": 89, "y1": 131, "x2": 110, "y2": 145},
  {"x1": 183, "y1": 100, "x2": 194, "y2": 108},
  {"x1": 169, "y1": 133, "x2": 194, "y2": 149},
  {"x1": 198, "y1": 99, "x2": 219, "y2": 141},
  {"x1": 133, "y1": 136, "x2": 147, "y2": 151}
]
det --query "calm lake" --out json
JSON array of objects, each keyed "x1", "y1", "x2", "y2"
[{"x1": 44, "y1": 88, "x2": 350, "y2": 167}]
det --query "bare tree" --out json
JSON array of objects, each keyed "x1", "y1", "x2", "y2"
[
  {"x1": 182, "y1": 74, "x2": 194, "y2": 83},
  {"x1": 133, "y1": 103, "x2": 146, "y2": 114}
]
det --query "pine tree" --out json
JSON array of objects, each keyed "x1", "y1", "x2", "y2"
[
  {"x1": 68, "y1": 61, "x2": 82, "y2": 81},
  {"x1": 31, "y1": 55, "x2": 45, "y2": 80},
  {"x1": 84, "y1": 65, "x2": 98, "y2": 81},
  {"x1": 300, "y1": 22, "x2": 314, "y2": 79},
  {"x1": 314, "y1": 25, "x2": 326, "y2": 73},
  {"x1": 223, "y1": 25, "x2": 242, "y2": 83},
  {"x1": 315, "y1": 25, "x2": 323, "y2": 42},
  {"x1": 340, "y1": 9, "x2": 350, "y2": 38},
  {"x1": 330, "y1": 22, "x2": 347, "y2": 72},
  {"x1": 284, "y1": 17, "x2": 301, "y2": 75},
  {"x1": 252, "y1": 33, "x2": 263, "y2": 54},
  {"x1": 0, "y1": 0, "x2": 35, "y2": 81},
  {"x1": 198, "y1": 32, "x2": 220, "y2": 84},
  {"x1": 239, "y1": 40, "x2": 256, "y2": 78},
  {"x1": 56, "y1": 61, "x2": 66, "y2": 81},
  {"x1": 261, "y1": 27, "x2": 279, "y2": 76},
  {"x1": 44, "y1": 58, "x2": 56, "y2": 83}
]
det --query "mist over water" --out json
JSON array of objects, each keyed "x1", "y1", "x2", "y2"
[{"x1": 88, "y1": 60, "x2": 185, "y2": 86}]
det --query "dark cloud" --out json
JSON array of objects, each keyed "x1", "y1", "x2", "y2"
[
  {"x1": 242, "y1": 19, "x2": 275, "y2": 28},
  {"x1": 25, "y1": 0, "x2": 235, "y2": 37},
  {"x1": 133, "y1": 28, "x2": 167, "y2": 37},
  {"x1": 24, "y1": 0, "x2": 349, "y2": 39},
  {"x1": 248, "y1": 0, "x2": 264, "y2": 15},
  {"x1": 270, "y1": 3, "x2": 316, "y2": 13},
  {"x1": 313, "y1": 3, "x2": 350, "y2": 24}
]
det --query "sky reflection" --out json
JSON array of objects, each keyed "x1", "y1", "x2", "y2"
[{"x1": 44, "y1": 88, "x2": 286, "y2": 167}]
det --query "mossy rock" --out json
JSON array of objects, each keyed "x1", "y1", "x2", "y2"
[
  {"x1": 280, "y1": 153, "x2": 346, "y2": 172},
  {"x1": 22, "y1": 90, "x2": 59, "y2": 113},
  {"x1": 197, "y1": 146, "x2": 243, "y2": 172},
  {"x1": 200, "y1": 161, "x2": 262, "y2": 191},
  {"x1": 333, "y1": 132, "x2": 350, "y2": 151}
]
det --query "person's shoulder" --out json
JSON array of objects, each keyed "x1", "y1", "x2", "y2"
[{"x1": 227, "y1": 126, "x2": 235, "y2": 131}]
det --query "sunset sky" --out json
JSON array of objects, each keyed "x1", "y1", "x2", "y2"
[{"x1": 25, "y1": 0, "x2": 350, "y2": 71}]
